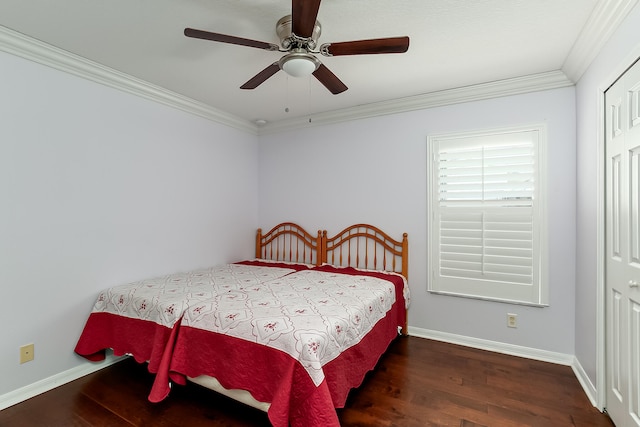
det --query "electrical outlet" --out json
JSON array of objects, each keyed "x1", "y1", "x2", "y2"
[
  {"x1": 20, "y1": 344, "x2": 34, "y2": 364},
  {"x1": 507, "y1": 313, "x2": 518, "y2": 328}
]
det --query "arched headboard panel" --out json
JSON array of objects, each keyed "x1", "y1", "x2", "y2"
[
  {"x1": 323, "y1": 224, "x2": 408, "y2": 281},
  {"x1": 256, "y1": 222, "x2": 322, "y2": 266}
]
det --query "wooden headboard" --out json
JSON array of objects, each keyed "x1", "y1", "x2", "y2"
[
  {"x1": 322, "y1": 224, "x2": 409, "y2": 281},
  {"x1": 256, "y1": 222, "x2": 323, "y2": 266},
  {"x1": 256, "y1": 222, "x2": 409, "y2": 279}
]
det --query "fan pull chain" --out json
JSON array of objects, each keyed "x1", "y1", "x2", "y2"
[
  {"x1": 307, "y1": 76, "x2": 313, "y2": 123},
  {"x1": 284, "y1": 74, "x2": 290, "y2": 113}
]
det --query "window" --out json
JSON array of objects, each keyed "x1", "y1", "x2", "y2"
[{"x1": 427, "y1": 124, "x2": 548, "y2": 306}]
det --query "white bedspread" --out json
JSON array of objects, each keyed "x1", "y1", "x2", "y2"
[
  {"x1": 91, "y1": 264, "x2": 296, "y2": 328},
  {"x1": 180, "y1": 269, "x2": 397, "y2": 386}
]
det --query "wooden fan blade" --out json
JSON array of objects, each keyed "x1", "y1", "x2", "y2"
[
  {"x1": 240, "y1": 62, "x2": 281, "y2": 89},
  {"x1": 312, "y1": 64, "x2": 348, "y2": 95},
  {"x1": 292, "y1": 0, "x2": 322, "y2": 38},
  {"x1": 184, "y1": 28, "x2": 279, "y2": 51},
  {"x1": 322, "y1": 36, "x2": 409, "y2": 56}
]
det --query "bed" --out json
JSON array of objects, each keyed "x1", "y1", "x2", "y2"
[{"x1": 74, "y1": 222, "x2": 409, "y2": 427}]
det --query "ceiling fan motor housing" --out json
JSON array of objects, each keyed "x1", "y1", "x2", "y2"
[{"x1": 276, "y1": 15, "x2": 321, "y2": 50}]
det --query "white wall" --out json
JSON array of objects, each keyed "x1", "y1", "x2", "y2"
[
  {"x1": 574, "y1": 3, "x2": 640, "y2": 398},
  {"x1": 0, "y1": 51, "x2": 259, "y2": 396},
  {"x1": 259, "y1": 87, "x2": 577, "y2": 354}
]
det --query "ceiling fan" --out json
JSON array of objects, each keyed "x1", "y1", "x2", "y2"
[{"x1": 184, "y1": 0, "x2": 409, "y2": 95}]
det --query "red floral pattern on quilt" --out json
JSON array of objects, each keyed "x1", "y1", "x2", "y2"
[{"x1": 180, "y1": 269, "x2": 397, "y2": 386}]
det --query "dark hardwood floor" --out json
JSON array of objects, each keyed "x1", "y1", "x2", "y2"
[{"x1": 0, "y1": 337, "x2": 614, "y2": 427}]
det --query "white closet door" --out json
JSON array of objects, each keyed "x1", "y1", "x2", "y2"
[{"x1": 605, "y1": 57, "x2": 640, "y2": 427}]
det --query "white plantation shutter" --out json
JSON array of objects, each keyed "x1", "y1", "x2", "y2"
[
  {"x1": 427, "y1": 126, "x2": 548, "y2": 305},
  {"x1": 439, "y1": 210, "x2": 533, "y2": 284}
]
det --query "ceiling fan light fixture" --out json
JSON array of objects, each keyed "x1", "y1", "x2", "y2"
[
  {"x1": 279, "y1": 51, "x2": 320, "y2": 77},
  {"x1": 282, "y1": 57, "x2": 316, "y2": 77}
]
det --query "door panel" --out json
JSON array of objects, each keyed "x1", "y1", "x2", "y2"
[
  {"x1": 631, "y1": 301, "x2": 640, "y2": 423},
  {"x1": 606, "y1": 57, "x2": 640, "y2": 427}
]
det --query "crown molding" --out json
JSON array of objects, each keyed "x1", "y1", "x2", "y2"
[
  {"x1": 562, "y1": 0, "x2": 638, "y2": 82},
  {"x1": 259, "y1": 70, "x2": 574, "y2": 134},
  {"x1": 6, "y1": 2, "x2": 624, "y2": 137},
  {"x1": 0, "y1": 25, "x2": 257, "y2": 134}
]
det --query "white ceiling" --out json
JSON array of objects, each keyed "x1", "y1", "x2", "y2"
[{"x1": 0, "y1": 0, "x2": 612, "y2": 128}]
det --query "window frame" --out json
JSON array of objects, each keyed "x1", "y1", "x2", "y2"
[{"x1": 427, "y1": 123, "x2": 549, "y2": 306}]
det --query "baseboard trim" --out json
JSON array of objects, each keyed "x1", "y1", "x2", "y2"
[
  {"x1": 571, "y1": 356, "x2": 599, "y2": 409},
  {"x1": 408, "y1": 326, "x2": 574, "y2": 365},
  {"x1": 0, "y1": 353, "x2": 125, "y2": 411}
]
